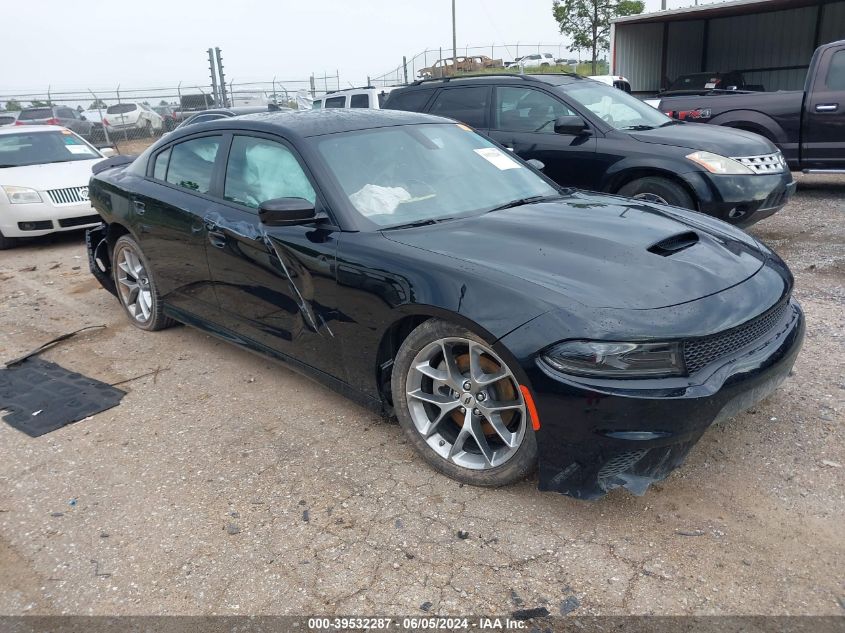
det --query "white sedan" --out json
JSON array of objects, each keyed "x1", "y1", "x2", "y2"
[{"x1": 0, "y1": 125, "x2": 114, "y2": 249}]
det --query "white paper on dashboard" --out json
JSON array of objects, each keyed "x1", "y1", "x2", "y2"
[{"x1": 473, "y1": 147, "x2": 521, "y2": 170}]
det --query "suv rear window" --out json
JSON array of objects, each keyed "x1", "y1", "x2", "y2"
[
  {"x1": 18, "y1": 108, "x2": 52, "y2": 120},
  {"x1": 106, "y1": 103, "x2": 138, "y2": 114},
  {"x1": 384, "y1": 90, "x2": 433, "y2": 112}
]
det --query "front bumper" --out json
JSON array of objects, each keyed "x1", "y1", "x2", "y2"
[
  {"x1": 521, "y1": 299, "x2": 804, "y2": 500},
  {"x1": 682, "y1": 170, "x2": 796, "y2": 227},
  {"x1": 0, "y1": 199, "x2": 100, "y2": 238}
]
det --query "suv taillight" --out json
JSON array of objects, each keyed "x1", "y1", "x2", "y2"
[{"x1": 45, "y1": 118, "x2": 59, "y2": 125}]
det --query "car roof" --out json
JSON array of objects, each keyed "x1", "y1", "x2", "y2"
[
  {"x1": 0, "y1": 124, "x2": 67, "y2": 135},
  {"x1": 180, "y1": 109, "x2": 447, "y2": 140},
  {"x1": 319, "y1": 86, "x2": 396, "y2": 98},
  {"x1": 402, "y1": 72, "x2": 588, "y2": 89}
]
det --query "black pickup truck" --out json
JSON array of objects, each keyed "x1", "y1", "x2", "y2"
[{"x1": 656, "y1": 40, "x2": 845, "y2": 173}]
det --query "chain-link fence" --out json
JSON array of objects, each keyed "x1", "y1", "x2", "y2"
[
  {"x1": 0, "y1": 72, "x2": 340, "y2": 148},
  {"x1": 368, "y1": 43, "x2": 580, "y2": 86}
]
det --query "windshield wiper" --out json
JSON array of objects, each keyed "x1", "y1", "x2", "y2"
[
  {"x1": 621, "y1": 124, "x2": 656, "y2": 131},
  {"x1": 486, "y1": 194, "x2": 562, "y2": 213},
  {"x1": 384, "y1": 217, "x2": 456, "y2": 230},
  {"x1": 658, "y1": 120, "x2": 680, "y2": 127}
]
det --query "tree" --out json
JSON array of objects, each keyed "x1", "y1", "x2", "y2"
[
  {"x1": 4, "y1": 99, "x2": 21, "y2": 111},
  {"x1": 159, "y1": 99, "x2": 169, "y2": 106},
  {"x1": 553, "y1": 0, "x2": 644, "y2": 75},
  {"x1": 30, "y1": 99, "x2": 51, "y2": 107},
  {"x1": 89, "y1": 99, "x2": 107, "y2": 110}
]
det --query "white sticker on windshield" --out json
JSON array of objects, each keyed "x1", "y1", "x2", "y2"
[
  {"x1": 473, "y1": 147, "x2": 521, "y2": 170},
  {"x1": 66, "y1": 145, "x2": 94, "y2": 155}
]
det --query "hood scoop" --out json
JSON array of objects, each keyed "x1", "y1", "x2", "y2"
[{"x1": 648, "y1": 231, "x2": 699, "y2": 257}]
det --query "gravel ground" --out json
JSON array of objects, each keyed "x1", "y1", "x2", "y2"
[{"x1": 0, "y1": 174, "x2": 842, "y2": 616}]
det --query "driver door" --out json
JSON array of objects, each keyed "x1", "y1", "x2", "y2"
[{"x1": 487, "y1": 86, "x2": 599, "y2": 190}]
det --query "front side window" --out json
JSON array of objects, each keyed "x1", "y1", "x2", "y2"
[
  {"x1": 324, "y1": 96, "x2": 345, "y2": 108},
  {"x1": 224, "y1": 136, "x2": 315, "y2": 208},
  {"x1": 494, "y1": 87, "x2": 574, "y2": 133},
  {"x1": 350, "y1": 94, "x2": 369, "y2": 108},
  {"x1": 314, "y1": 123, "x2": 557, "y2": 228},
  {"x1": 165, "y1": 136, "x2": 221, "y2": 193},
  {"x1": 428, "y1": 87, "x2": 489, "y2": 128},
  {"x1": 563, "y1": 81, "x2": 673, "y2": 130},
  {"x1": 312, "y1": 100, "x2": 323, "y2": 110},
  {"x1": 826, "y1": 50, "x2": 845, "y2": 91}
]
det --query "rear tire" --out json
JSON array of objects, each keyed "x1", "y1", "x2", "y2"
[
  {"x1": 0, "y1": 230, "x2": 17, "y2": 250},
  {"x1": 617, "y1": 176, "x2": 695, "y2": 209},
  {"x1": 391, "y1": 319, "x2": 537, "y2": 487},
  {"x1": 112, "y1": 235, "x2": 175, "y2": 331}
]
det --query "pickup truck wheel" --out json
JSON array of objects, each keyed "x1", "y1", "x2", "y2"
[
  {"x1": 617, "y1": 177, "x2": 695, "y2": 210},
  {"x1": 0, "y1": 230, "x2": 17, "y2": 250}
]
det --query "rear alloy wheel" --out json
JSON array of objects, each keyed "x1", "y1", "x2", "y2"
[
  {"x1": 112, "y1": 235, "x2": 174, "y2": 331},
  {"x1": 144, "y1": 120, "x2": 153, "y2": 138},
  {"x1": 392, "y1": 320, "x2": 537, "y2": 487},
  {"x1": 617, "y1": 176, "x2": 695, "y2": 209}
]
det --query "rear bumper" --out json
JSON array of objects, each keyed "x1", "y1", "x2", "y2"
[
  {"x1": 682, "y1": 170, "x2": 795, "y2": 227},
  {"x1": 524, "y1": 299, "x2": 804, "y2": 500}
]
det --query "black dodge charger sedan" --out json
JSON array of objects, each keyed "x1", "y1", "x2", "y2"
[{"x1": 86, "y1": 110, "x2": 804, "y2": 499}]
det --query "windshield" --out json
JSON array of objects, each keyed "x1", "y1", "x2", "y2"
[
  {"x1": 563, "y1": 81, "x2": 673, "y2": 130},
  {"x1": 314, "y1": 123, "x2": 558, "y2": 228},
  {"x1": 0, "y1": 130, "x2": 100, "y2": 167}
]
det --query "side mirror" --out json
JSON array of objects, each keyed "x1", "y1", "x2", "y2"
[
  {"x1": 99, "y1": 147, "x2": 116, "y2": 158},
  {"x1": 554, "y1": 115, "x2": 588, "y2": 135},
  {"x1": 259, "y1": 197, "x2": 317, "y2": 226},
  {"x1": 80, "y1": 115, "x2": 88, "y2": 121},
  {"x1": 526, "y1": 158, "x2": 545, "y2": 171}
]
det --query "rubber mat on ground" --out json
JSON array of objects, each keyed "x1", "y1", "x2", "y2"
[{"x1": 0, "y1": 357, "x2": 125, "y2": 437}]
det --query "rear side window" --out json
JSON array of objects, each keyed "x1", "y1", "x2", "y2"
[
  {"x1": 350, "y1": 94, "x2": 369, "y2": 108},
  {"x1": 826, "y1": 50, "x2": 845, "y2": 91},
  {"x1": 325, "y1": 96, "x2": 346, "y2": 108},
  {"x1": 165, "y1": 136, "x2": 221, "y2": 194},
  {"x1": 153, "y1": 147, "x2": 171, "y2": 180},
  {"x1": 428, "y1": 86, "x2": 489, "y2": 128},
  {"x1": 0, "y1": 116, "x2": 15, "y2": 125},
  {"x1": 106, "y1": 103, "x2": 138, "y2": 114},
  {"x1": 19, "y1": 108, "x2": 52, "y2": 120},
  {"x1": 384, "y1": 90, "x2": 433, "y2": 112}
]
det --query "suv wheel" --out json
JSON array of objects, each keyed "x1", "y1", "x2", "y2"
[{"x1": 617, "y1": 176, "x2": 695, "y2": 209}]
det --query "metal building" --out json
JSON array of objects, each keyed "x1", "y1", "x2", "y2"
[{"x1": 610, "y1": 0, "x2": 845, "y2": 94}]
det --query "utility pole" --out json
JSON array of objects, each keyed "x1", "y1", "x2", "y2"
[
  {"x1": 661, "y1": 0, "x2": 667, "y2": 9},
  {"x1": 215, "y1": 47, "x2": 228, "y2": 108},
  {"x1": 451, "y1": 0, "x2": 457, "y2": 62},
  {"x1": 208, "y1": 48, "x2": 220, "y2": 105}
]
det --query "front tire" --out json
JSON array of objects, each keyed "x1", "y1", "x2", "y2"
[
  {"x1": 391, "y1": 319, "x2": 537, "y2": 487},
  {"x1": 0, "y1": 230, "x2": 17, "y2": 250},
  {"x1": 112, "y1": 235, "x2": 175, "y2": 331},
  {"x1": 617, "y1": 176, "x2": 695, "y2": 209}
]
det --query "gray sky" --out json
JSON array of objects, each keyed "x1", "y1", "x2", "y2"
[{"x1": 1, "y1": 0, "x2": 718, "y2": 94}]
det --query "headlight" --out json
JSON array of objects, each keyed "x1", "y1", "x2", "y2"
[
  {"x1": 685, "y1": 151, "x2": 754, "y2": 175},
  {"x1": 2, "y1": 186, "x2": 42, "y2": 204},
  {"x1": 541, "y1": 340, "x2": 684, "y2": 378}
]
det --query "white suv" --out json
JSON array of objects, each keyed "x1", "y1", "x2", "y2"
[
  {"x1": 517, "y1": 53, "x2": 555, "y2": 68},
  {"x1": 313, "y1": 87, "x2": 397, "y2": 110},
  {"x1": 104, "y1": 102, "x2": 163, "y2": 136}
]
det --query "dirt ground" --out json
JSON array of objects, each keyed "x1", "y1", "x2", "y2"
[{"x1": 0, "y1": 174, "x2": 842, "y2": 617}]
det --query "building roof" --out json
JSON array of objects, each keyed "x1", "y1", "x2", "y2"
[{"x1": 613, "y1": 0, "x2": 823, "y2": 25}]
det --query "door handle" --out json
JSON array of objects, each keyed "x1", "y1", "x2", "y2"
[
  {"x1": 815, "y1": 103, "x2": 838, "y2": 112},
  {"x1": 208, "y1": 230, "x2": 226, "y2": 249},
  {"x1": 504, "y1": 146, "x2": 515, "y2": 151},
  {"x1": 133, "y1": 200, "x2": 145, "y2": 215}
]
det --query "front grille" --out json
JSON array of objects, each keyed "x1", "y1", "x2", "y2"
[
  {"x1": 732, "y1": 152, "x2": 787, "y2": 174},
  {"x1": 46, "y1": 186, "x2": 90, "y2": 205},
  {"x1": 683, "y1": 300, "x2": 790, "y2": 374},
  {"x1": 58, "y1": 214, "x2": 100, "y2": 228}
]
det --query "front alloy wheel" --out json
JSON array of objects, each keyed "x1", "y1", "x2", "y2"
[{"x1": 392, "y1": 320, "x2": 537, "y2": 486}]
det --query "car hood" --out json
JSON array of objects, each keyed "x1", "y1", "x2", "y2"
[
  {"x1": 629, "y1": 121, "x2": 775, "y2": 155},
  {"x1": 0, "y1": 159, "x2": 104, "y2": 191},
  {"x1": 383, "y1": 192, "x2": 767, "y2": 310}
]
